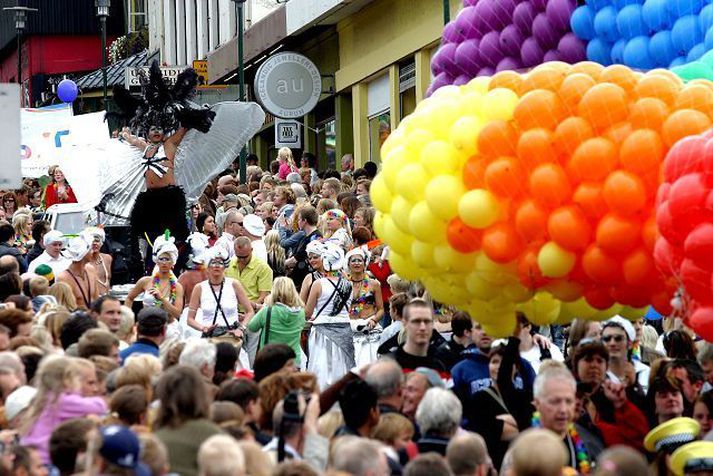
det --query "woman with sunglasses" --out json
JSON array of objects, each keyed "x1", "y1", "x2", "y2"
[
  {"x1": 186, "y1": 248, "x2": 254, "y2": 349},
  {"x1": 2, "y1": 192, "x2": 18, "y2": 216},
  {"x1": 43, "y1": 166, "x2": 77, "y2": 209},
  {"x1": 125, "y1": 233, "x2": 185, "y2": 323},
  {"x1": 346, "y1": 247, "x2": 383, "y2": 367},
  {"x1": 299, "y1": 241, "x2": 326, "y2": 304}
]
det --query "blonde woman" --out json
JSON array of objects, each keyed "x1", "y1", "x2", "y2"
[
  {"x1": 12, "y1": 213, "x2": 32, "y2": 255},
  {"x1": 247, "y1": 277, "x2": 306, "y2": 366},
  {"x1": 322, "y1": 209, "x2": 352, "y2": 251},
  {"x1": 276, "y1": 147, "x2": 298, "y2": 180},
  {"x1": 41, "y1": 308, "x2": 71, "y2": 349},
  {"x1": 48, "y1": 282, "x2": 78, "y2": 311},
  {"x1": 264, "y1": 230, "x2": 286, "y2": 277}
]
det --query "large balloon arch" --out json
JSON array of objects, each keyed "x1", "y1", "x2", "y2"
[{"x1": 372, "y1": 0, "x2": 713, "y2": 340}]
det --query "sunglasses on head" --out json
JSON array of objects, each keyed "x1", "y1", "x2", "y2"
[{"x1": 602, "y1": 335, "x2": 625, "y2": 343}]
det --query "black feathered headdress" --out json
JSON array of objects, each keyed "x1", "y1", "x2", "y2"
[{"x1": 108, "y1": 60, "x2": 215, "y2": 138}]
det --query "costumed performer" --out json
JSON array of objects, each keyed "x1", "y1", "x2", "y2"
[{"x1": 82, "y1": 226, "x2": 113, "y2": 296}]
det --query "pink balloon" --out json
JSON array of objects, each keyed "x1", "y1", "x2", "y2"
[
  {"x1": 668, "y1": 173, "x2": 708, "y2": 221},
  {"x1": 663, "y1": 135, "x2": 707, "y2": 183}
]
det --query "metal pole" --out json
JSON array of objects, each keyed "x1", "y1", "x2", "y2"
[
  {"x1": 16, "y1": 28, "x2": 21, "y2": 85},
  {"x1": 236, "y1": 0, "x2": 247, "y2": 184},
  {"x1": 443, "y1": 0, "x2": 450, "y2": 24},
  {"x1": 101, "y1": 15, "x2": 107, "y2": 107}
]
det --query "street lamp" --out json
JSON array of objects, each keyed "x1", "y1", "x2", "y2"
[
  {"x1": 2, "y1": 6, "x2": 38, "y2": 86},
  {"x1": 232, "y1": 0, "x2": 247, "y2": 184},
  {"x1": 95, "y1": 0, "x2": 110, "y2": 108}
]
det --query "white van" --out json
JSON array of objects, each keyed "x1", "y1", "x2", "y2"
[{"x1": 42, "y1": 203, "x2": 91, "y2": 235}]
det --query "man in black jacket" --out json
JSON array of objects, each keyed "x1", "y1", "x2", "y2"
[
  {"x1": 285, "y1": 206, "x2": 321, "y2": 290},
  {"x1": 0, "y1": 224, "x2": 26, "y2": 273},
  {"x1": 26, "y1": 221, "x2": 50, "y2": 266}
]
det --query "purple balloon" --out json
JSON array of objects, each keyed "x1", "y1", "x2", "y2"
[
  {"x1": 455, "y1": 39, "x2": 483, "y2": 77},
  {"x1": 429, "y1": 72, "x2": 453, "y2": 96},
  {"x1": 521, "y1": 37, "x2": 545, "y2": 67},
  {"x1": 557, "y1": 33, "x2": 587, "y2": 63},
  {"x1": 454, "y1": 75, "x2": 471, "y2": 86},
  {"x1": 454, "y1": 6, "x2": 483, "y2": 40},
  {"x1": 480, "y1": 31, "x2": 504, "y2": 67},
  {"x1": 443, "y1": 21, "x2": 464, "y2": 44},
  {"x1": 513, "y1": 2, "x2": 537, "y2": 36},
  {"x1": 546, "y1": 0, "x2": 577, "y2": 32},
  {"x1": 544, "y1": 50, "x2": 563, "y2": 62},
  {"x1": 433, "y1": 43, "x2": 458, "y2": 74},
  {"x1": 477, "y1": 67, "x2": 496, "y2": 77},
  {"x1": 533, "y1": 13, "x2": 560, "y2": 50},
  {"x1": 478, "y1": 0, "x2": 511, "y2": 31},
  {"x1": 496, "y1": 56, "x2": 523, "y2": 72},
  {"x1": 531, "y1": 0, "x2": 549, "y2": 12},
  {"x1": 490, "y1": 0, "x2": 518, "y2": 28},
  {"x1": 473, "y1": 1, "x2": 495, "y2": 35},
  {"x1": 500, "y1": 24, "x2": 525, "y2": 57},
  {"x1": 463, "y1": 0, "x2": 477, "y2": 5}
]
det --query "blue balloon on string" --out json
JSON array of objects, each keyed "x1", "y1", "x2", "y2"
[
  {"x1": 623, "y1": 36, "x2": 656, "y2": 69},
  {"x1": 611, "y1": 38, "x2": 627, "y2": 63},
  {"x1": 650, "y1": 30, "x2": 677, "y2": 67},
  {"x1": 671, "y1": 15, "x2": 703, "y2": 54},
  {"x1": 670, "y1": 56, "x2": 688, "y2": 67},
  {"x1": 57, "y1": 79, "x2": 78, "y2": 103},
  {"x1": 688, "y1": 42, "x2": 707, "y2": 62},
  {"x1": 667, "y1": 0, "x2": 705, "y2": 18},
  {"x1": 589, "y1": 0, "x2": 613, "y2": 11},
  {"x1": 642, "y1": 0, "x2": 674, "y2": 31},
  {"x1": 571, "y1": 6, "x2": 597, "y2": 40},
  {"x1": 701, "y1": 4, "x2": 713, "y2": 31}
]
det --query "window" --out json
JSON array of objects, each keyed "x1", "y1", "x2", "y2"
[
  {"x1": 399, "y1": 61, "x2": 416, "y2": 119},
  {"x1": 127, "y1": 0, "x2": 147, "y2": 32},
  {"x1": 367, "y1": 74, "x2": 390, "y2": 164}
]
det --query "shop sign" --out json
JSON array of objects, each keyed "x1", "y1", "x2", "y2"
[
  {"x1": 193, "y1": 60, "x2": 209, "y2": 86},
  {"x1": 254, "y1": 52, "x2": 321, "y2": 119},
  {"x1": 125, "y1": 66, "x2": 184, "y2": 88},
  {"x1": 275, "y1": 119, "x2": 302, "y2": 148},
  {"x1": 0, "y1": 84, "x2": 22, "y2": 189}
]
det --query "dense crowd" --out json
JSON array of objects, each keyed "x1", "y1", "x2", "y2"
[{"x1": 0, "y1": 148, "x2": 711, "y2": 476}]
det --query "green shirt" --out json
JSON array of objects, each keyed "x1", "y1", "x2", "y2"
[
  {"x1": 225, "y1": 254, "x2": 273, "y2": 304},
  {"x1": 155, "y1": 419, "x2": 223, "y2": 476},
  {"x1": 247, "y1": 303, "x2": 306, "y2": 364}
]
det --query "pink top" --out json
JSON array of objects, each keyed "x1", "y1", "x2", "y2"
[
  {"x1": 278, "y1": 162, "x2": 295, "y2": 180},
  {"x1": 21, "y1": 392, "x2": 108, "y2": 464}
]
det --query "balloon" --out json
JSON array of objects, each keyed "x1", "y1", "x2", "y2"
[
  {"x1": 571, "y1": 6, "x2": 596, "y2": 41},
  {"x1": 459, "y1": 189, "x2": 501, "y2": 228},
  {"x1": 594, "y1": 7, "x2": 620, "y2": 43},
  {"x1": 57, "y1": 79, "x2": 78, "y2": 103},
  {"x1": 671, "y1": 15, "x2": 703, "y2": 55},
  {"x1": 649, "y1": 31, "x2": 677, "y2": 67},
  {"x1": 616, "y1": 5, "x2": 648, "y2": 40},
  {"x1": 538, "y1": 241, "x2": 577, "y2": 277},
  {"x1": 623, "y1": 36, "x2": 656, "y2": 70},
  {"x1": 689, "y1": 306, "x2": 713, "y2": 340},
  {"x1": 642, "y1": 0, "x2": 674, "y2": 31}
]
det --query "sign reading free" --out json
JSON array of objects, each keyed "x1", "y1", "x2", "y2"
[{"x1": 254, "y1": 52, "x2": 322, "y2": 119}]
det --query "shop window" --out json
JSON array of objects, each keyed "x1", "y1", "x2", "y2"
[
  {"x1": 322, "y1": 119, "x2": 337, "y2": 170},
  {"x1": 399, "y1": 61, "x2": 416, "y2": 119},
  {"x1": 369, "y1": 111, "x2": 391, "y2": 164}
]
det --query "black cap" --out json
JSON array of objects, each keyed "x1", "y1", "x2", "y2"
[{"x1": 136, "y1": 308, "x2": 167, "y2": 337}]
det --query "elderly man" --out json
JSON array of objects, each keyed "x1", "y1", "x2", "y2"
[
  {"x1": 241, "y1": 214, "x2": 267, "y2": 263},
  {"x1": 446, "y1": 432, "x2": 492, "y2": 476},
  {"x1": 532, "y1": 363, "x2": 603, "y2": 472},
  {"x1": 213, "y1": 210, "x2": 244, "y2": 260},
  {"x1": 402, "y1": 368, "x2": 444, "y2": 421},
  {"x1": 365, "y1": 359, "x2": 404, "y2": 415},
  {"x1": 179, "y1": 339, "x2": 217, "y2": 383},
  {"x1": 28, "y1": 230, "x2": 69, "y2": 275},
  {"x1": 409, "y1": 387, "x2": 462, "y2": 459}
]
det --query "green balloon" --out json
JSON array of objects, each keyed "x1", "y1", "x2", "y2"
[{"x1": 672, "y1": 62, "x2": 713, "y2": 82}]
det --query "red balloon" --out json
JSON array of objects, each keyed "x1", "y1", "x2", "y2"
[
  {"x1": 657, "y1": 200, "x2": 686, "y2": 243},
  {"x1": 680, "y1": 258, "x2": 713, "y2": 306},
  {"x1": 584, "y1": 287, "x2": 615, "y2": 310},
  {"x1": 663, "y1": 135, "x2": 706, "y2": 183},
  {"x1": 653, "y1": 238, "x2": 684, "y2": 275},
  {"x1": 447, "y1": 218, "x2": 483, "y2": 254},
  {"x1": 684, "y1": 223, "x2": 713, "y2": 272},
  {"x1": 667, "y1": 173, "x2": 709, "y2": 232},
  {"x1": 689, "y1": 306, "x2": 713, "y2": 342}
]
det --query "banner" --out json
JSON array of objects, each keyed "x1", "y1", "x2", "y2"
[{"x1": 20, "y1": 105, "x2": 109, "y2": 178}]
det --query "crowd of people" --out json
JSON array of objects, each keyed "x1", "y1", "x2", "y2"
[{"x1": 0, "y1": 149, "x2": 711, "y2": 476}]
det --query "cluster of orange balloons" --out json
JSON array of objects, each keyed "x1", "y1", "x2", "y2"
[{"x1": 452, "y1": 62, "x2": 713, "y2": 315}]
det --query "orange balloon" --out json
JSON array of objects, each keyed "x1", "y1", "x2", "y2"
[
  {"x1": 558, "y1": 74, "x2": 597, "y2": 113},
  {"x1": 573, "y1": 182, "x2": 608, "y2": 220},
  {"x1": 515, "y1": 199, "x2": 549, "y2": 242},
  {"x1": 628, "y1": 97, "x2": 670, "y2": 131},
  {"x1": 482, "y1": 222, "x2": 524, "y2": 263},
  {"x1": 579, "y1": 83, "x2": 629, "y2": 130},
  {"x1": 569, "y1": 62, "x2": 604, "y2": 81},
  {"x1": 485, "y1": 157, "x2": 526, "y2": 198},
  {"x1": 553, "y1": 117, "x2": 595, "y2": 158},
  {"x1": 463, "y1": 156, "x2": 488, "y2": 189},
  {"x1": 568, "y1": 137, "x2": 618, "y2": 182},
  {"x1": 582, "y1": 245, "x2": 624, "y2": 283},
  {"x1": 602, "y1": 170, "x2": 647, "y2": 216},
  {"x1": 648, "y1": 68, "x2": 684, "y2": 85},
  {"x1": 622, "y1": 248, "x2": 656, "y2": 286},
  {"x1": 547, "y1": 205, "x2": 592, "y2": 251},
  {"x1": 477, "y1": 120, "x2": 519, "y2": 160},
  {"x1": 545, "y1": 279, "x2": 584, "y2": 301},
  {"x1": 634, "y1": 75, "x2": 680, "y2": 105},
  {"x1": 518, "y1": 245, "x2": 548, "y2": 289},
  {"x1": 604, "y1": 122, "x2": 633, "y2": 145},
  {"x1": 514, "y1": 90, "x2": 566, "y2": 131},
  {"x1": 529, "y1": 163, "x2": 572, "y2": 209},
  {"x1": 619, "y1": 129, "x2": 664, "y2": 175},
  {"x1": 662, "y1": 109, "x2": 712, "y2": 148},
  {"x1": 489, "y1": 70, "x2": 523, "y2": 94},
  {"x1": 641, "y1": 215, "x2": 657, "y2": 253},
  {"x1": 674, "y1": 83, "x2": 713, "y2": 117},
  {"x1": 522, "y1": 67, "x2": 567, "y2": 94},
  {"x1": 585, "y1": 286, "x2": 617, "y2": 309},
  {"x1": 517, "y1": 128, "x2": 559, "y2": 170},
  {"x1": 599, "y1": 65, "x2": 638, "y2": 93},
  {"x1": 596, "y1": 214, "x2": 641, "y2": 255}
]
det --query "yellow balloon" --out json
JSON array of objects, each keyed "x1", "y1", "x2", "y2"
[
  {"x1": 449, "y1": 115, "x2": 483, "y2": 158},
  {"x1": 559, "y1": 298, "x2": 597, "y2": 321},
  {"x1": 381, "y1": 127, "x2": 405, "y2": 157},
  {"x1": 390, "y1": 196, "x2": 413, "y2": 233},
  {"x1": 619, "y1": 306, "x2": 648, "y2": 321},
  {"x1": 420, "y1": 140, "x2": 461, "y2": 176},
  {"x1": 458, "y1": 189, "x2": 501, "y2": 229},
  {"x1": 591, "y1": 304, "x2": 623, "y2": 322},
  {"x1": 404, "y1": 129, "x2": 436, "y2": 157},
  {"x1": 465, "y1": 273, "x2": 500, "y2": 301},
  {"x1": 381, "y1": 146, "x2": 410, "y2": 189},
  {"x1": 538, "y1": 241, "x2": 576, "y2": 278},
  {"x1": 373, "y1": 211, "x2": 387, "y2": 240},
  {"x1": 370, "y1": 174, "x2": 393, "y2": 213},
  {"x1": 409, "y1": 202, "x2": 447, "y2": 244},
  {"x1": 433, "y1": 244, "x2": 477, "y2": 272},
  {"x1": 476, "y1": 253, "x2": 517, "y2": 285},
  {"x1": 425, "y1": 174, "x2": 466, "y2": 221},
  {"x1": 545, "y1": 279, "x2": 584, "y2": 302},
  {"x1": 396, "y1": 164, "x2": 429, "y2": 203},
  {"x1": 411, "y1": 240, "x2": 437, "y2": 269},
  {"x1": 463, "y1": 76, "x2": 491, "y2": 95},
  {"x1": 503, "y1": 282, "x2": 534, "y2": 303},
  {"x1": 517, "y1": 291, "x2": 561, "y2": 326},
  {"x1": 382, "y1": 217, "x2": 413, "y2": 256},
  {"x1": 431, "y1": 85, "x2": 462, "y2": 100},
  {"x1": 483, "y1": 312, "x2": 517, "y2": 338},
  {"x1": 481, "y1": 88, "x2": 519, "y2": 122},
  {"x1": 389, "y1": 252, "x2": 422, "y2": 281}
]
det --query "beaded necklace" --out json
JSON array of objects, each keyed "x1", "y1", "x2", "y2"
[
  {"x1": 531, "y1": 412, "x2": 591, "y2": 474},
  {"x1": 348, "y1": 275, "x2": 372, "y2": 319},
  {"x1": 151, "y1": 272, "x2": 177, "y2": 307}
]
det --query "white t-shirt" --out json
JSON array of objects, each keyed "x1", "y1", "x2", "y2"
[
  {"x1": 251, "y1": 238, "x2": 267, "y2": 264},
  {"x1": 520, "y1": 343, "x2": 565, "y2": 374},
  {"x1": 28, "y1": 251, "x2": 71, "y2": 275}
]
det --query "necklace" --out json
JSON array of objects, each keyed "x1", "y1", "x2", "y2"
[
  {"x1": 67, "y1": 268, "x2": 92, "y2": 308},
  {"x1": 348, "y1": 274, "x2": 372, "y2": 319},
  {"x1": 151, "y1": 272, "x2": 177, "y2": 307},
  {"x1": 531, "y1": 412, "x2": 591, "y2": 474},
  {"x1": 93, "y1": 255, "x2": 109, "y2": 288}
]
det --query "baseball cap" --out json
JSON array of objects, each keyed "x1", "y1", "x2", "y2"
[
  {"x1": 136, "y1": 308, "x2": 167, "y2": 337},
  {"x1": 223, "y1": 193, "x2": 238, "y2": 203},
  {"x1": 5, "y1": 385, "x2": 37, "y2": 421},
  {"x1": 243, "y1": 214, "x2": 265, "y2": 237},
  {"x1": 99, "y1": 425, "x2": 151, "y2": 476}
]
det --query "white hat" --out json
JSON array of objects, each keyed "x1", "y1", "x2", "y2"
[
  {"x1": 346, "y1": 247, "x2": 369, "y2": 266},
  {"x1": 82, "y1": 226, "x2": 106, "y2": 244},
  {"x1": 152, "y1": 232, "x2": 178, "y2": 264},
  {"x1": 43, "y1": 230, "x2": 65, "y2": 247},
  {"x1": 187, "y1": 232, "x2": 210, "y2": 265},
  {"x1": 62, "y1": 235, "x2": 91, "y2": 262},
  {"x1": 321, "y1": 242, "x2": 345, "y2": 272},
  {"x1": 205, "y1": 246, "x2": 230, "y2": 265},
  {"x1": 604, "y1": 315, "x2": 636, "y2": 342},
  {"x1": 5, "y1": 385, "x2": 37, "y2": 421},
  {"x1": 243, "y1": 214, "x2": 265, "y2": 237},
  {"x1": 305, "y1": 240, "x2": 326, "y2": 256}
]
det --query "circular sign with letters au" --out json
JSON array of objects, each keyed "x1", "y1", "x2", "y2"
[{"x1": 253, "y1": 52, "x2": 322, "y2": 119}]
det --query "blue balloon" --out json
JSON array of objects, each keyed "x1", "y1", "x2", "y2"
[
  {"x1": 642, "y1": 0, "x2": 674, "y2": 31},
  {"x1": 649, "y1": 30, "x2": 677, "y2": 67},
  {"x1": 688, "y1": 42, "x2": 707, "y2": 61},
  {"x1": 672, "y1": 15, "x2": 703, "y2": 54},
  {"x1": 589, "y1": 0, "x2": 613, "y2": 11},
  {"x1": 587, "y1": 38, "x2": 614, "y2": 65},
  {"x1": 644, "y1": 306, "x2": 663, "y2": 321},
  {"x1": 700, "y1": 47, "x2": 713, "y2": 63},
  {"x1": 594, "y1": 6, "x2": 621, "y2": 43},
  {"x1": 670, "y1": 56, "x2": 688, "y2": 67},
  {"x1": 667, "y1": 0, "x2": 705, "y2": 18},
  {"x1": 613, "y1": 0, "x2": 642, "y2": 8},
  {"x1": 705, "y1": 25, "x2": 713, "y2": 50},
  {"x1": 701, "y1": 4, "x2": 713, "y2": 31},
  {"x1": 571, "y1": 6, "x2": 597, "y2": 40},
  {"x1": 617, "y1": 4, "x2": 649, "y2": 39},
  {"x1": 611, "y1": 38, "x2": 627, "y2": 63},
  {"x1": 57, "y1": 79, "x2": 78, "y2": 103},
  {"x1": 623, "y1": 36, "x2": 656, "y2": 69}
]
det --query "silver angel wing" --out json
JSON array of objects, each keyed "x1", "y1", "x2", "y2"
[{"x1": 62, "y1": 101, "x2": 265, "y2": 226}]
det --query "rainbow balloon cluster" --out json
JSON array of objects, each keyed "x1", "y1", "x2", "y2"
[
  {"x1": 429, "y1": 0, "x2": 585, "y2": 94},
  {"x1": 572, "y1": 0, "x2": 713, "y2": 69},
  {"x1": 373, "y1": 62, "x2": 713, "y2": 336},
  {"x1": 656, "y1": 128, "x2": 713, "y2": 341}
]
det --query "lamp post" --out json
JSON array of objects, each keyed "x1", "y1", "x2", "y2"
[
  {"x1": 95, "y1": 0, "x2": 110, "y2": 108},
  {"x1": 232, "y1": 0, "x2": 247, "y2": 184},
  {"x1": 443, "y1": 0, "x2": 450, "y2": 24},
  {"x1": 2, "y1": 6, "x2": 38, "y2": 86}
]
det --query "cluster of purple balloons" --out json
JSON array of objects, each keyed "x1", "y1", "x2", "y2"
[{"x1": 429, "y1": 0, "x2": 586, "y2": 95}]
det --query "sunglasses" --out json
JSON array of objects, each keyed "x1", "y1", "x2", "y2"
[
  {"x1": 208, "y1": 260, "x2": 226, "y2": 268},
  {"x1": 349, "y1": 258, "x2": 365, "y2": 263},
  {"x1": 235, "y1": 254, "x2": 251, "y2": 261},
  {"x1": 602, "y1": 335, "x2": 625, "y2": 343},
  {"x1": 307, "y1": 254, "x2": 321, "y2": 260},
  {"x1": 156, "y1": 257, "x2": 173, "y2": 263}
]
